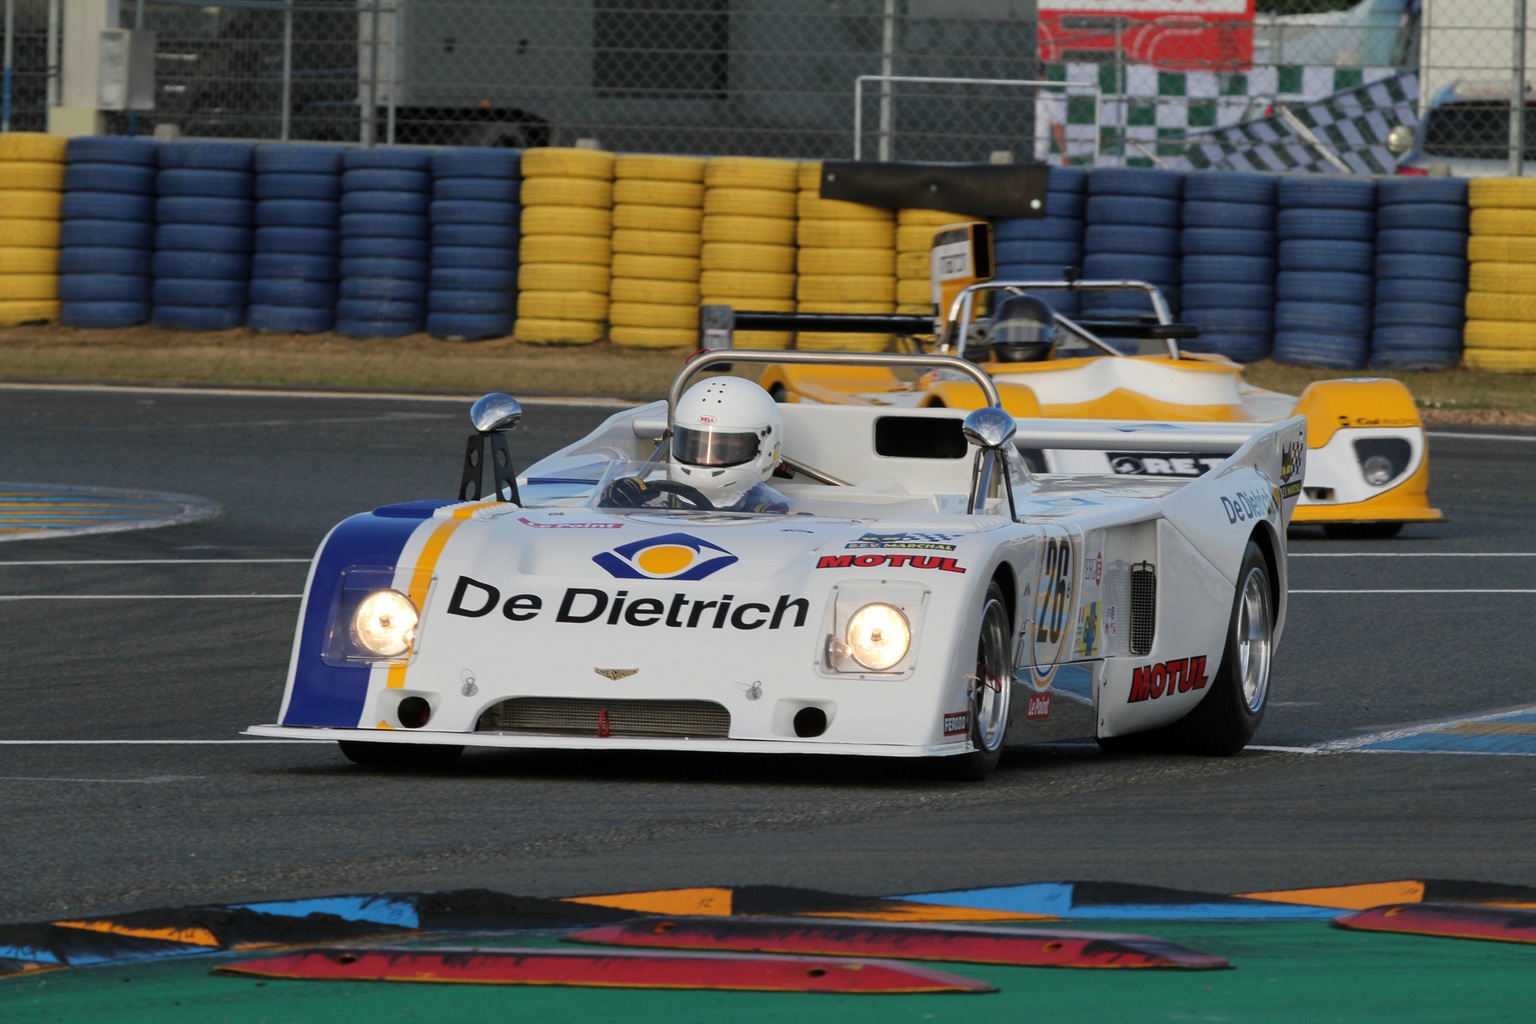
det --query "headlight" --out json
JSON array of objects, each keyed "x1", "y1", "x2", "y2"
[
  {"x1": 351, "y1": 589, "x2": 418, "y2": 658},
  {"x1": 1361, "y1": 454, "x2": 1395, "y2": 486},
  {"x1": 845, "y1": 603, "x2": 911, "y2": 671}
]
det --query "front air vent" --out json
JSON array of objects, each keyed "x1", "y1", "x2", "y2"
[
  {"x1": 476, "y1": 697, "x2": 730, "y2": 739},
  {"x1": 1130, "y1": 561, "x2": 1156, "y2": 656}
]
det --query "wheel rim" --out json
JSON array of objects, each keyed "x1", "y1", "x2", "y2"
[
  {"x1": 1236, "y1": 566, "x2": 1272, "y2": 713},
  {"x1": 973, "y1": 597, "x2": 1011, "y2": 751}
]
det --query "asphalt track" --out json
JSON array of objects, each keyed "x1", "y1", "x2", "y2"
[{"x1": 1, "y1": 384, "x2": 1535, "y2": 927}]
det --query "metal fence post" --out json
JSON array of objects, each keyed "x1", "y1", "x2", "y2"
[
  {"x1": 1515, "y1": 0, "x2": 1527, "y2": 177},
  {"x1": 877, "y1": 0, "x2": 896, "y2": 162},
  {"x1": 4, "y1": 0, "x2": 15, "y2": 132},
  {"x1": 280, "y1": 0, "x2": 292, "y2": 141}
]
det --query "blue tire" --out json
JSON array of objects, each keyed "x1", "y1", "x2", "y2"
[
  {"x1": 341, "y1": 212, "x2": 429, "y2": 239},
  {"x1": 342, "y1": 167, "x2": 431, "y2": 194},
  {"x1": 64, "y1": 136, "x2": 158, "y2": 166},
  {"x1": 1181, "y1": 306, "x2": 1272, "y2": 334},
  {"x1": 153, "y1": 250, "x2": 251, "y2": 280},
  {"x1": 1373, "y1": 301, "x2": 1465, "y2": 329},
  {"x1": 1277, "y1": 270, "x2": 1374, "y2": 304},
  {"x1": 58, "y1": 273, "x2": 150, "y2": 302},
  {"x1": 1277, "y1": 208, "x2": 1374, "y2": 242},
  {"x1": 431, "y1": 222, "x2": 520, "y2": 248},
  {"x1": 1047, "y1": 166, "x2": 1088, "y2": 193},
  {"x1": 63, "y1": 162, "x2": 156, "y2": 195},
  {"x1": 1089, "y1": 166, "x2": 1183, "y2": 198},
  {"x1": 1181, "y1": 333, "x2": 1272, "y2": 363},
  {"x1": 58, "y1": 246, "x2": 150, "y2": 275},
  {"x1": 990, "y1": 216, "x2": 1083, "y2": 244},
  {"x1": 61, "y1": 191, "x2": 154, "y2": 223},
  {"x1": 993, "y1": 239, "x2": 1081, "y2": 266},
  {"x1": 1182, "y1": 254, "x2": 1274, "y2": 285},
  {"x1": 1040, "y1": 191, "x2": 1086, "y2": 219},
  {"x1": 1376, "y1": 177, "x2": 1468, "y2": 206},
  {"x1": 59, "y1": 300, "x2": 151, "y2": 327},
  {"x1": 342, "y1": 148, "x2": 432, "y2": 172},
  {"x1": 1182, "y1": 172, "x2": 1276, "y2": 205},
  {"x1": 1275, "y1": 300, "x2": 1371, "y2": 336},
  {"x1": 1272, "y1": 331, "x2": 1369, "y2": 369},
  {"x1": 1081, "y1": 252, "x2": 1179, "y2": 283},
  {"x1": 1370, "y1": 324, "x2": 1463, "y2": 351},
  {"x1": 430, "y1": 245, "x2": 518, "y2": 270},
  {"x1": 1278, "y1": 239, "x2": 1374, "y2": 274},
  {"x1": 252, "y1": 252, "x2": 337, "y2": 281},
  {"x1": 341, "y1": 189, "x2": 431, "y2": 216},
  {"x1": 430, "y1": 198, "x2": 519, "y2": 226},
  {"x1": 248, "y1": 304, "x2": 336, "y2": 333},
  {"x1": 153, "y1": 304, "x2": 247, "y2": 331},
  {"x1": 1084, "y1": 224, "x2": 1179, "y2": 256},
  {"x1": 430, "y1": 267, "x2": 516, "y2": 291},
  {"x1": 1377, "y1": 229, "x2": 1469, "y2": 257},
  {"x1": 155, "y1": 223, "x2": 252, "y2": 253},
  {"x1": 1182, "y1": 200, "x2": 1275, "y2": 231},
  {"x1": 256, "y1": 172, "x2": 341, "y2": 202},
  {"x1": 1085, "y1": 195, "x2": 1180, "y2": 228},
  {"x1": 1377, "y1": 202, "x2": 1468, "y2": 233},
  {"x1": 60, "y1": 219, "x2": 154, "y2": 250},
  {"x1": 153, "y1": 277, "x2": 247, "y2": 307},
  {"x1": 1180, "y1": 228, "x2": 1275, "y2": 258},
  {"x1": 156, "y1": 196, "x2": 253, "y2": 227},
  {"x1": 255, "y1": 145, "x2": 345, "y2": 175},
  {"x1": 340, "y1": 235, "x2": 431, "y2": 261},
  {"x1": 254, "y1": 226, "x2": 338, "y2": 255},
  {"x1": 1375, "y1": 276, "x2": 1466, "y2": 306},
  {"x1": 994, "y1": 264, "x2": 1081, "y2": 314},
  {"x1": 249, "y1": 278, "x2": 336, "y2": 307},
  {"x1": 1180, "y1": 282, "x2": 1273, "y2": 309},
  {"x1": 339, "y1": 257, "x2": 429, "y2": 281},
  {"x1": 1376, "y1": 253, "x2": 1467, "y2": 281},
  {"x1": 1276, "y1": 177, "x2": 1376, "y2": 210},
  {"x1": 158, "y1": 141, "x2": 255, "y2": 171},
  {"x1": 429, "y1": 289, "x2": 513, "y2": 315},
  {"x1": 432, "y1": 147, "x2": 524, "y2": 179},
  {"x1": 1369, "y1": 347, "x2": 1461, "y2": 371},
  {"x1": 256, "y1": 199, "x2": 339, "y2": 229},
  {"x1": 158, "y1": 168, "x2": 253, "y2": 199},
  {"x1": 336, "y1": 318, "x2": 421, "y2": 339},
  {"x1": 340, "y1": 276, "x2": 429, "y2": 302},
  {"x1": 427, "y1": 311, "x2": 513, "y2": 341},
  {"x1": 433, "y1": 177, "x2": 521, "y2": 203}
]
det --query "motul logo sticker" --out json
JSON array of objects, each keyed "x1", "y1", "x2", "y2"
[
  {"x1": 1127, "y1": 656, "x2": 1209, "y2": 703},
  {"x1": 817, "y1": 554, "x2": 966, "y2": 573}
]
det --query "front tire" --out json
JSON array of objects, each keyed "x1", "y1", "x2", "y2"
[
  {"x1": 339, "y1": 740, "x2": 464, "y2": 769},
  {"x1": 934, "y1": 582, "x2": 1012, "y2": 780}
]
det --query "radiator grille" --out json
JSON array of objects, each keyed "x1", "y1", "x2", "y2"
[
  {"x1": 1130, "y1": 561, "x2": 1157, "y2": 656},
  {"x1": 476, "y1": 697, "x2": 731, "y2": 739}
]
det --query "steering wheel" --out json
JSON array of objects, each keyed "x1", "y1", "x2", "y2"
[{"x1": 603, "y1": 476, "x2": 717, "y2": 511}]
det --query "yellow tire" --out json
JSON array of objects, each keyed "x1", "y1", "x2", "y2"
[
  {"x1": 0, "y1": 218, "x2": 60, "y2": 248},
  {"x1": 517, "y1": 289, "x2": 610, "y2": 321},
  {"x1": 1464, "y1": 346, "x2": 1536, "y2": 371},
  {"x1": 0, "y1": 274, "x2": 58, "y2": 300},
  {"x1": 898, "y1": 208, "x2": 969, "y2": 226},
  {"x1": 797, "y1": 192, "x2": 892, "y2": 223},
  {"x1": 612, "y1": 228, "x2": 701, "y2": 258},
  {"x1": 611, "y1": 277, "x2": 699, "y2": 305},
  {"x1": 1469, "y1": 262, "x2": 1536, "y2": 293},
  {"x1": 1464, "y1": 319, "x2": 1536, "y2": 349},
  {"x1": 514, "y1": 317, "x2": 605, "y2": 345},
  {"x1": 699, "y1": 270, "x2": 795, "y2": 300},
  {"x1": 700, "y1": 242, "x2": 795, "y2": 274},
  {"x1": 896, "y1": 303, "x2": 936, "y2": 315},
  {"x1": 520, "y1": 205, "x2": 612, "y2": 238},
  {"x1": 797, "y1": 219, "x2": 894, "y2": 249},
  {"x1": 520, "y1": 235, "x2": 611, "y2": 266},
  {"x1": 896, "y1": 224, "x2": 943, "y2": 252},
  {"x1": 614, "y1": 154, "x2": 706, "y2": 182},
  {"x1": 0, "y1": 247, "x2": 58, "y2": 274},
  {"x1": 610, "y1": 324, "x2": 699, "y2": 349},
  {"x1": 701, "y1": 295, "x2": 795, "y2": 313},
  {"x1": 611, "y1": 252, "x2": 700, "y2": 282},
  {"x1": 0, "y1": 298, "x2": 58, "y2": 325},
  {"x1": 518, "y1": 262, "x2": 611, "y2": 293},
  {"x1": 0, "y1": 190, "x2": 62, "y2": 219},
  {"x1": 896, "y1": 278, "x2": 933, "y2": 305},
  {"x1": 1466, "y1": 234, "x2": 1536, "y2": 264},
  {"x1": 795, "y1": 331, "x2": 893, "y2": 353},
  {"x1": 797, "y1": 247, "x2": 896, "y2": 276},
  {"x1": 609, "y1": 301, "x2": 698, "y2": 329},
  {"x1": 797, "y1": 300, "x2": 894, "y2": 314},
  {"x1": 0, "y1": 161, "x2": 64, "y2": 191},
  {"x1": 700, "y1": 214, "x2": 796, "y2": 246},
  {"x1": 897, "y1": 251, "x2": 931, "y2": 277},
  {"x1": 1469, "y1": 177, "x2": 1536, "y2": 209},
  {"x1": 521, "y1": 147, "x2": 615, "y2": 181},
  {"x1": 1469, "y1": 208, "x2": 1536, "y2": 236},
  {"x1": 703, "y1": 187, "x2": 797, "y2": 219},
  {"x1": 612, "y1": 179, "x2": 704, "y2": 208},
  {"x1": 704, "y1": 157, "x2": 798, "y2": 191},
  {"x1": 520, "y1": 177, "x2": 613, "y2": 209},
  {"x1": 1466, "y1": 290, "x2": 1536, "y2": 321},
  {"x1": 797, "y1": 274, "x2": 897, "y2": 304},
  {"x1": 614, "y1": 204, "x2": 703, "y2": 232},
  {"x1": 797, "y1": 161, "x2": 824, "y2": 191},
  {"x1": 0, "y1": 132, "x2": 66, "y2": 162}
]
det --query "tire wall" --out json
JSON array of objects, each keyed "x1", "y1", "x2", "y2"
[{"x1": 7, "y1": 132, "x2": 1534, "y2": 372}]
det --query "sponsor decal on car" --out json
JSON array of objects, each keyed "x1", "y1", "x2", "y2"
[
  {"x1": 593, "y1": 532, "x2": 738, "y2": 580},
  {"x1": 1127, "y1": 655, "x2": 1209, "y2": 702},
  {"x1": 594, "y1": 667, "x2": 638, "y2": 680},
  {"x1": 1030, "y1": 533, "x2": 1077, "y2": 687},
  {"x1": 1074, "y1": 600, "x2": 1101, "y2": 658},
  {"x1": 1279, "y1": 438, "x2": 1305, "y2": 499},
  {"x1": 942, "y1": 710, "x2": 969, "y2": 735},
  {"x1": 1025, "y1": 693, "x2": 1052, "y2": 720},
  {"x1": 1109, "y1": 452, "x2": 1225, "y2": 477},
  {"x1": 816, "y1": 553, "x2": 966, "y2": 573},
  {"x1": 1221, "y1": 486, "x2": 1275, "y2": 524},
  {"x1": 446, "y1": 576, "x2": 809, "y2": 630},
  {"x1": 845, "y1": 531, "x2": 959, "y2": 551},
  {"x1": 519, "y1": 517, "x2": 623, "y2": 529}
]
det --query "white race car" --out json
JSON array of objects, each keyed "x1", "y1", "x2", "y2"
[{"x1": 247, "y1": 349, "x2": 1303, "y2": 779}]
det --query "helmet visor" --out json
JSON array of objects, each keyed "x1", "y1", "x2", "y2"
[{"x1": 673, "y1": 425, "x2": 760, "y2": 467}]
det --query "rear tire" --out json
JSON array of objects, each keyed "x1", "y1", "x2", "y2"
[
  {"x1": 933, "y1": 582, "x2": 1012, "y2": 780},
  {"x1": 339, "y1": 740, "x2": 464, "y2": 769}
]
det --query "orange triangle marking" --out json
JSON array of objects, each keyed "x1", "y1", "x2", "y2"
[
  {"x1": 565, "y1": 887, "x2": 734, "y2": 916},
  {"x1": 1235, "y1": 880, "x2": 1426, "y2": 910},
  {"x1": 801, "y1": 905, "x2": 1055, "y2": 923},
  {"x1": 53, "y1": 919, "x2": 220, "y2": 947}
]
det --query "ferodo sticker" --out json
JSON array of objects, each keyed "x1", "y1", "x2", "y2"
[
  {"x1": 1029, "y1": 530, "x2": 1077, "y2": 688},
  {"x1": 943, "y1": 710, "x2": 970, "y2": 736}
]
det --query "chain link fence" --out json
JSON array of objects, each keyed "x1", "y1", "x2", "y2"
[{"x1": 1, "y1": 1, "x2": 1534, "y2": 172}]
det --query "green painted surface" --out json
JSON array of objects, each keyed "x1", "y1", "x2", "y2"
[{"x1": 3, "y1": 922, "x2": 1534, "y2": 1023}]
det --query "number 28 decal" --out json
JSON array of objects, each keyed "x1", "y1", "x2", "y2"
[{"x1": 1030, "y1": 532, "x2": 1077, "y2": 688}]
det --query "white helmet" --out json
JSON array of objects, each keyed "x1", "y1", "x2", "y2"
[{"x1": 669, "y1": 377, "x2": 782, "y2": 506}]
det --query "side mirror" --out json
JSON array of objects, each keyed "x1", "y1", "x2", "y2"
[
  {"x1": 962, "y1": 406, "x2": 1020, "y2": 518},
  {"x1": 962, "y1": 405, "x2": 1017, "y2": 450},
  {"x1": 460, "y1": 392, "x2": 523, "y2": 503}
]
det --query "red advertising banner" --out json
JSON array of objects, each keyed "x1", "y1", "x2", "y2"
[{"x1": 1040, "y1": 0, "x2": 1256, "y2": 70}]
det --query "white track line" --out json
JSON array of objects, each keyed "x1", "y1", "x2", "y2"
[
  {"x1": 1318, "y1": 702, "x2": 1536, "y2": 752},
  {"x1": 1291, "y1": 552, "x2": 1536, "y2": 558},
  {"x1": 0, "y1": 775, "x2": 204, "y2": 784},
  {"x1": 0, "y1": 559, "x2": 309, "y2": 566},
  {"x1": 1292, "y1": 589, "x2": 1536, "y2": 594},
  {"x1": 0, "y1": 594, "x2": 301, "y2": 600},
  {"x1": 1428, "y1": 431, "x2": 1536, "y2": 442},
  {"x1": 0, "y1": 739, "x2": 321, "y2": 745}
]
